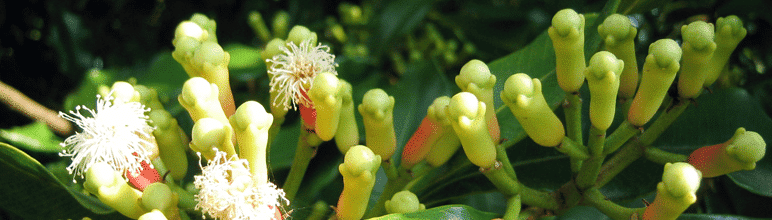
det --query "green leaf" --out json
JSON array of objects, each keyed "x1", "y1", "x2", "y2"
[
  {"x1": 678, "y1": 214, "x2": 767, "y2": 220},
  {"x1": 137, "y1": 51, "x2": 189, "y2": 106},
  {"x1": 0, "y1": 121, "x2": 63, "y2": 153},
  {"x1": 367, "y1": 0, "x2": 432, "y2": 57},
  {"x1": 655, "y1": 88, "x2": 772, "y2": 196},
  {"x1": 63, "y1": 69, "x2": 114, "y2": 111},
  {"x1": 368, "y1": 205, "x2": 500, "y2": 220},
  {"x1": 0, "y1": 142, "x2": 126, "y2": 219}
]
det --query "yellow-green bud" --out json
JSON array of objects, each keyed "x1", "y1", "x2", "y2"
[
  {"x1": 704, "y1": 16, "x2": 747, "y2": 86},
  {"x1": 598, "y1": 14, "x2": 639, "y2": 99},
  {"x1": 501, "y1": 73, "x2": 565, "y2": 147},
  {"x1": 678, "y1": 21, "x2": 716, "y2": 99},
  {"x1": 335, "y1": 80, "x2": 359, "y2": 154},
  {"x1": 447, "y1": 92, "x2": 497, "y2": 169},
  {"x1": 262, "y1": 38, "x2": 287, "y2": 72},
  {"x1": 133, "y1": 85, "x2": 165, "y2": 113},
  {"x1": 643, "y1": 162, "x2": 701, "y2": 220},
  {"x1": 586, "y1": 51, "x2": 623, "y2": 130},
  {"x1": 358, "y1": 89, "x2": 396, "y2": 160},
  {"x1": 229, "y1": 101, "x2": 273, "y2": 183},
  {"x1": 179, "y1": 77, "x2": 229, "y2": 126},
  {"x1": 190, "y1": 118, "x2": 236, "y2": 160},
  {"x1": 138, "y1": 210, "x2": 167, "y2": 220},
  {"x1": 688, "y1": 127, "x2": 766, "y2": 177},
  {"x1": 191, "y1": 41, "x2": 235, "y2": 116},
  {"x1": 309, "y1": 72, "x2": 342, "y2": 141},
  {"x1": 424, "y1": 96, "x2": 462, "y2": 167},
  {"x1": 85, "y1": 162, "x2": 147, "y2": 219},
  {"x1": 628, "y1": 39, "x2": 682, "y2": 126},
  {"x1": 140, "y1": 183, "x2": 177, "y2": 215},
  {"x1": 287, "y1": 25, "x2": 318, "y2": 46},
  {"x1": 189, "y1": 13, "x2": 217, "y2": 43},
  {"x1": 456, "y1": 59, "x2": 500, "y2": 143},
  {"x1": 272, "y1": 11, "x2": 290, "y2": 40},
  {"x1": 336, "y1": 145, "x2": 381, "y2": 220},
  {"x1": 548, "y1": 8, "x2": 586, "y2": 93},
  {"x1": 110, "y1": 82, "x2": 141, "y2": 104},
  {"x1": 385, "y1": 190, "x2": 426, "y2": 214},
  {"x1": 248, "y1": 11, "x2": 272, "y2": 42},
  {"x1": 148, "y1": 110, "x2": 189, "y2": 181}
]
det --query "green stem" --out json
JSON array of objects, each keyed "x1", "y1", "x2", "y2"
[
  {"x1": 266, "y1": 116, "x2": 285, "y2": 154},
  {"x1": 603, "y1": 120, "x2": 640, "y2": 154},
  {"x1": 643, "y1": 147, "x2": 688, "y2": 164},
  {"x1": 283, "y1": 124, "x2": 319, "y2": 202},
  {"x1": 503, "y1": 195, "x2": 522, "y2": 220},
  {"x1": 584, "y1": 188, "x2": 643, "y2": 220},
  {"x1": 168, "y1": 183, "x2": 197, "y2": 212},
  {"x1": 596, "y1": 141, "x2": 644, "y2": 188},
  {"x1": 496, "y1": 144, "x2": 518, "y2": 182},
  {"x1": 564, "y1": 93, "x2": 585, "y2": 173},
  {"x1": 576, "y1": 126, "x2": 606, "y2": 190},
  {"x1": 365, "y1": 171, "x2": 411, "y2": 218},
  {"x1": 520, "y1": 186, "x2": 560, "y2": 210},
  {"x1": 557, "y1": 137, "x2": 590, "y2": 160},
  {"x1": 596, "y1": 100, "x2": 690, "y2": 188},
  {"x1": 640, "y1": 100, "x2": 690, "y2": 146},
  {"x1": 482, "y1": 161, "x2": 520, "y2": 196}
]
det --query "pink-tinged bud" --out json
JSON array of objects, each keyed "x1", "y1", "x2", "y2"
[
  {"x1": 126, "y1": 159, "x2": 161, "y2": 191},
  {"x1": 402, "y1": 117, "x2": 445, "y2": 168}
]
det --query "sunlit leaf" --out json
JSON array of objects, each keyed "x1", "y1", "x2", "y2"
[
  {"x1": 0, "y1": 142, "x2": 126, "y2": 219},
  {"x1": 369, "y1": 205, "x2": 500, "y2": 220},
  {"x1": 0, "y1": 121, "x2": 62, "y2": 153}
]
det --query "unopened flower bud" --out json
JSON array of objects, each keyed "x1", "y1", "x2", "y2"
[
  {"x1": 141, "y1": 182, "x2": 179, "y2": 218},
  {"x1": 148, "y1": 110, "x2": 189, "y2": 181},
  {"x1": 643, "y1": 162, "x2": 701, "y2": 220},
  {"x1": 678, "y1": 21, "x2": 716, "y2": 99},
  {"x1": 85, "y1": 162, "x2": 147, "y2": 219},
  {"x1": 272, "y1": 11, "x2": 290, "y2": 40},
  {"x1": 628, "y1": 39, "x2": 682, "y2": 126},
  {"x1": 287, "y1": 25, "x2": 318, "y2": 46},
  {"x1": 337, "y1": 145, "x2": 381, "y2": 220},
  {"x1": 191, "y1": 118, "x2": 236, "y2": 160},
  {"x1": 189, "y1": 13, "x2": 217, "y2": 43},
  {"x1": 598, "y1": 14, "x2": 638, "y2": 99},
  {"x1": 385, "y1": 190, "x2": 426, "y2": 214},
  {"x1": 586, "y1": 51, "x2": 623, "y2": 130},
  {"x1": 262, "y1": 39, "x2": 287, "y2": 73},
  {"x1": 687, "y1": 127, "x2": 766, "y2": 177},
  {"x1": 229, "y1": 101, "x2": 274, "y2": 183},
  {"x1": 179, "y1": 77, "x2": 229, "y2": 125},
  {"x1": 704, "y1": 16, "x2": 747, "y2": 87},
  {"x1": 358, "y1": 89, "x2": 396, "y2": 160},
  {"x1": 309, "y1": 72, "x2": 342, "y2": 141},
  {"x1": 423, "y1": 96, "x2": 462, "y2": 167},
  {"x1": 138, "y1": 210, "x2": 167, "y2": 220},
  {"x1": 133, "y1": 85, "x2": 165, "y2": 113},
  {"x1": 548, "y1": 8, "x2": 586, "y2": 93},
  {"x1": 501, "y1": 73, "x2": 565, "y2": 147},
  {"x1": 447, "y1": 92, "x2": 497, "y2": 169},
  {"x1": 110, "y1": 82, "x2": 141, "y2": 104},
  {"x1": 456, "y1": 59, "x2": 500, "y2": 143},
  {"x1": 248, "y1": 11, "x2": 272, "y2": 42},
  {"x1": 335, "y1": 80, "x2": 359, "y2": 154}
]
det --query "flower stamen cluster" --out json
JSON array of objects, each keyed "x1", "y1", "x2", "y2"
[
  {"x1": 194, "y1": 150, "x2": 288, "y2": 220},
  {"x1": 267, "y1": 39, "x2": 338, "y2": 111},
  {"x1": 59, "y1": 93, "x2": 154, "y2": 180}
]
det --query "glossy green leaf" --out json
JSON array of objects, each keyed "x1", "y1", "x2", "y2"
[
  {"x1": 655, "y1": 88, "x2": 772, "y2": 196},
  {"x1": 0, "y1": 142, "x2": 126, "y2": 219},
  {"x1": 63, "y1": 68, "x2": 114, "y2": 111},
  {"x1": 368, "y1": 205, "x2": 500, "y2": 220},
  {"x1": 138, "y1": 52, "x2": 188, "y2": 105},
  {"x1": 367, "y1": 0, "x2": 432, "y2": 57},
  {"x1": 678, "y1": 214, "x2": 767, "y2": 220},
  {"x1": 0, "y1": 121, "x2": 62, "y2": 153}
]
